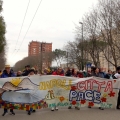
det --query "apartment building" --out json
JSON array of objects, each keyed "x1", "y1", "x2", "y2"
[
  {"x1": 28, "y1": 41, "x2": 52, "y2": 56},
  {"x1": 28, "y1": 41, "x2": 52, "y2": 69}
]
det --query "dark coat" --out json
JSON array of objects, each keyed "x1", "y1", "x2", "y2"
[
  {"x1": 65, "y1": 70, "x2": 72, "y2": 77},
  {"x1": 22, "y1": 70, "x2": 30, "y2": 76},
  {"x1": 105, "y1": 74, "x2": 114, "y2": 79},
  {"x1": 1, "y1": 70, "x2": 16, "y2": 78},
  {"x1": 91, "y1": 72, "x2": 104, "y2": 78}
]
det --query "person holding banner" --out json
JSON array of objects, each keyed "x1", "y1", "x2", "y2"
[
  {"x1": 89, "y1": 67, "x2": 104, "y2": 110},
  {"x1": 16, "y1": 71, "x2": 22, "y2": 77},
  {"x1": 71, "y1": 69, "x2": 83, "y2": 78},
  {"x1": 105, "y1": 70, "x2": 114, "y2": 79},
  {"x1": 114, "y1": 66, "x2": 120, "y2": 79},
  {"x1": 65, "y1": 67, "x2": 72, "y2": 77},
  {"x1": 22, "y1": 65, "x2": 31, "y2": 76},
  {"x1": 114, "y1": 66, "x2": 120, "y2": 109},
  {"x1": 27, "y1": 67, "x2": 42, "y2": 115},
  {"x1": 27, "y1": 68, "x2": 37, "y2": 115},
  {"x1": 1, "y1": 65, "x2": 16, "y2": 116},
  {"x1": 52, "y1": 67, "x2": 64, "y2": 76},
  {"x1": 51, "y1": 67, "x2": 64, "y2": 111},
  {"x1": 68, "y1": 69, "x2": 83, "y2": 110},
  {"x1": 91, "y1": 67, "x2": 105, "y2": 78}
]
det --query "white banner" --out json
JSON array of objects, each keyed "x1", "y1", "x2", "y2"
[{"x1": 0, "y1": 75, "x2": 119, "y2": 110}]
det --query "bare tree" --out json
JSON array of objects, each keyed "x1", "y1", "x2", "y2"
[
  {"x1": 97, "y1": 0, "x2": 120, "y2": 69},
  {"x1": 65, "y1": 39, "x2": 89, "y2": 70},
  {"x1": 73, "y1": 0, "x2": 120, "y2": 69},
  {"x1": 73, "y1": 8, "x2": 107, "y2": 68},
  {"x1": 82, "y1": 10, "x2": 102, "y2": 67}
]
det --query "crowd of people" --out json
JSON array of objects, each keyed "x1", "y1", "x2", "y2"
[
  {"x1": 0, "y1": 64, "x2": 120, "y2": 115},
  {"x1": 0, "y1": 64, "x2": 119, "y2": 79}
]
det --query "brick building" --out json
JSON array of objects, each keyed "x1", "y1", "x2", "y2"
[
  {"x1": 28, "y1": 41, "x2": 52, "y2": 70},
  {"x1": 28, "y1": 41, "x2": 52, "y2": 56}
]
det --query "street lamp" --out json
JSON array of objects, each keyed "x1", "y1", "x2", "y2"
[
  {"x1": 79, "y1": 22, "x2": 84, "y2": 70},
  {"x1": 66, "y1": 51, "x2": 68, "y2": 67},
  {"x1": 40, "y1": 43, "x2": 43, "y2": 74}
]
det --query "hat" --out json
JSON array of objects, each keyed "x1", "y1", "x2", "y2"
[
  {"x1": 30, "y1": 69, "x2": 35, "y2": 73},
  {"x1": 5, "y1": 65, "x2": 10, "y2": 68},
  {"x1": 79, "y1": 70, "x2": 83, "y2": 72},
  {"x1": 25, "y1": 65, "x2": 30, "y2": 68},
  {"x1": 117, "y1": 66, "x2": 120, "y2": 71},
  {"x1": 31, "y1": 67, "x2": 35, "y2": 70}
]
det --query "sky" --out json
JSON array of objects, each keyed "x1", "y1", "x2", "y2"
[{"x1": 2, "y1": 0, "x2": 98, "y2": 66}]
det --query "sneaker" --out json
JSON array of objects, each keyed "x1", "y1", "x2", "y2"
[
  {"x1": 32, "y1": 110, "x2": 36, "y2": 113},
  {"x1": 10, "y1": 112, "x2": 15, "y2": 115},
  {"x1": 2, "y1": 109, "x2": 8, "y2": 116},
  {"x1": 99, "y1": 107, "x2": 104, "y2": 110},
  {"x1": 28, "y1": 111, "x2": 31, "y2": 115},
  {"x1": 116, "y1": 106, "x2": 120, "y2": 109},
  {"x1": 88, "y1": 106, "x2": 91, "y2": 108},
  {"x1": 51, "y1": 107, "x2": 55, "y2": 111},
  {"x1": 10, "y1": 109, "x2": 15, "y2": 115},
  {"x1": 55, "y1": 107, "x2": 58, "y2": 110},
  {"x1": 2, "y1": 112, "x2": 8, "y2": 116},
  {"x1": 68, "y1": 106, "x2": 72, "y2": 109},
  {"x1": 75, "y1": 106, "x2": 80, "y2": 110}
]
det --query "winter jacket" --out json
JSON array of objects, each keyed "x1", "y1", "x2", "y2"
[
  {"x1": 22, "y1": 70, "x2": 30, "y2": 76},
  {"x1": 77, "y1": 72, "x2": 84, "y2": 78},
  {"x1": 100, "y1": 72, "x2": 106, "y2": 78},
  {"x1": 72, "y1": 72, "x2": 84, "y2": 78},
  {"x1": 105, "y1": 74, "x2": 114, "y2": 79},
  {"x1": 114, "y1": 73, "x2": 120, "y2": 79},
  {"x1": 52, "y1": 71, "x2": 64, "y2": 76},
  {"x1": 65, "y1": 70, "x2": 72, "y2": 77},
  {"x1": 91, "y1": 72, "x2": 104, "y2": 78},
  {"x1": 1, "y1": 70, "x2": 16, "y2": 78},
  {"x1": 82, "y1": 72, "x2": 87, "y2": 77}
]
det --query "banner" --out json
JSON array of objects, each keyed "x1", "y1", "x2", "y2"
[{"x1": 0, "y1": 75, "x2": 119, "y2": 110}]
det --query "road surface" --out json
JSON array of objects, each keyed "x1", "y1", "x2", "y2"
[{"x1": 0, "y1": 107, "x2": 119, "y2": 120}]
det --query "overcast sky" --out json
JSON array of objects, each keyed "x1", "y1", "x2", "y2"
[{"x1": 2, "y1": 0, "x2": 98, "y2": 66}]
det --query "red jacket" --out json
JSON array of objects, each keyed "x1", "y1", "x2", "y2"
[
  {"x1": 72, "y1": 72, "x2": 83, "y2": 78},
  {"x1": 52, "y1": 71, "x2": 64, "y2": 76},
  {"x1": 77, "y1": 72, "x2": 84, "y2": 78}
]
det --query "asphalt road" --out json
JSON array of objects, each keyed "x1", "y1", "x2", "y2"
[{"x1": 0, "y1": 107, "x2": 120, "y2": 120}]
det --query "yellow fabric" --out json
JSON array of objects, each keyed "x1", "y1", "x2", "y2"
[{"x1": 10, "y1": 78, "x2": 22, "y2": 86}]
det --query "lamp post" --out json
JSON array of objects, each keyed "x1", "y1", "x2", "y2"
[
  {"x1": 40, "y1": 43, "x2": 43, "y2": 74},
  {"x1": 66, "y1": 51, "x2": 68, "y2": 67},
  {"x1": 79, "y1": 22, "x2": 84, "y2": 70}
]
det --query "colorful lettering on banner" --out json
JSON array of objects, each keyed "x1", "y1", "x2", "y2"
[
  {"x1": 0, "y1": 76, "x2": 119, "y2": 111},
  {"x1": 69, "y1": 90, "x2": 101, "y2": 104},
  {"x1": 39, "y1": 79, "x2": 72, "y2": 90},
  {"x1": 69, "y1": 79, "x2": 116, "y2": 108},
  {"x1": 77, "y1": 79, "x2": 113, "y2": 92},
  {"x1": 49, "y1": 102, "x2": 69, "y2": 108},
  {"x1": 100, "y1": 103, "x2": 112, "y2": 108},
  {"x1": 45, "y1": 90, "x2": 55, "y2": 99},
  {"x1": 104, "y1": 81, "x2": 113, "y2": 92}
]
